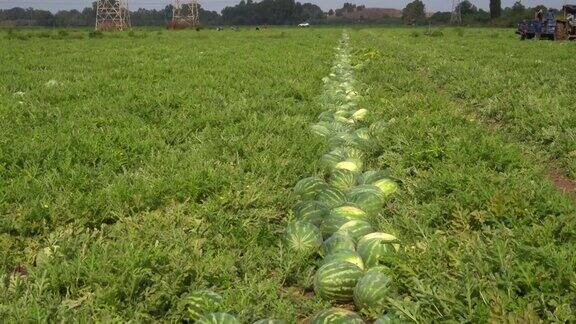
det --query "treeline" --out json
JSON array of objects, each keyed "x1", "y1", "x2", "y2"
[
  {"x1": 0, "y1": 0, "x2": 564, "y2": 27},
  {"x1": 405, "y1": 0, "x2": 562, "y2": 27},
  {"x1": 0, "y1": 3, "x2": 221, "y2": 27}
]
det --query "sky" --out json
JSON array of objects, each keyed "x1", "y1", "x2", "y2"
[{"x1": 0, "y1": 0, "x2": 568, "y2": 13}]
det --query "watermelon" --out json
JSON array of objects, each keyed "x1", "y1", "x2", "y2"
[
  {"x1": 310, "y1": 308, "x2": 364, "y2": 324},
  {"x1": 196, "y1": 312, "x2": 240, "y2": 324},
  {"x1": 321, "y1": 214, "x2": 352, "y2": 238},
  {"x1": 311, "y1": 123, "x2": 331, "y2": 137},
  {"x1": 183, "y1": 290, "x2": 223, "y2": 321},
  {"x1": 334, "y1": 160, "x2": 361, "y2": 172},
  {"x1": 320, "y1": 152, "x2": 345, "y2": 171},
  {"x1": 357, "y1": 233, "x2": 400, "y2": 268},
  {"x1": 372, "y1": 178, "x2": 398, "y2": 197},
  {"x1": 360, "y1": 170, "x2": 390, "y2": 185},
  {"x1": 330, "y1": 205, "x2": 368, "y2": 220},
  {"x1": 322, "y1": 250, "x2": 365, "y2": 269},
  {"x1": 374, "y1": 314, "x2": 408, "y2": 324},
  {"x1": 347, "y1": 185, "x2": 384, "y2": 215},
  {"x1": 319, "y1": 111, "x2": 335, "y2": 122},
  {"x1": 317, "y1": 186, "x2": 347, "y2": 208},
  {"x1": 292, "y1": 200, "x2": 329, "y2": 226},
  {"x1": 337, "y1": 220, "x2": 374, "y2": 241},
  {"x1": 353, "y1": 271, "x2": 393, "y2": 313},
  {"x1": 334, "y1": 109, "x2": 352, "y2": 118},
  {"x1": 284, "y1": 221, "x2": 322, "y2": 254},
  {"x1": 354, "y1": 128, "x2": 370, "y2": 141},
  {"x1": 253, "y1": 320, "x2": 285, "y2": 324},
  {"x1": 321, "y1": 231, "x2": 355, "y2": 256},
  {"x1": 352, "y1": 109, "x2": 368, "y2": 121},
  {"x1": 328, "y1": 135, "x2": 347, "y2": 148},
  {"x1": 314, "y1": 261, "x2": 364, "y2": 302},
  {"x1": 369, "y1": 120, "x2": 389, "y2": 135},
  {"x1": 329, "y1": 169, "x2": 358, "y2": 191},
  {"x1": 294, "y1": 177, "x2": 327, "y2": 200}
]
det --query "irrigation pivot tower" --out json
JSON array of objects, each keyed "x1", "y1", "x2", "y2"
[
  {"x1": 96, "y1": 0, "x2": 131, "y2": 31},
  {"x1": 450, "y1": 0, "x2": 462, "y2": 25},
  {"x1": 172, "y1": 0, "x2": 200, "y2": 28}
]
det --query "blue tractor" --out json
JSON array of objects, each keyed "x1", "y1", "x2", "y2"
[{"x1": 516, "y1": 6, "x2": 576, "y2": 40}]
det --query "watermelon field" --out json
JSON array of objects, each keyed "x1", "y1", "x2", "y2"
[{"x1": 1, "y1": 27, "x2": 576, "y2": 322}]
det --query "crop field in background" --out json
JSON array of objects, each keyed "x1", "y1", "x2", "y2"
[{"x1": 1, "y1": 27, "x2": 575, "y2": 322}]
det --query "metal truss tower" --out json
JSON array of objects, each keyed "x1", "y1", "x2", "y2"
[
  {"x1": 450, "y1": 0, "x2": 462, "y2": 25},
  {"x1": 172, "y1": 0, "x2": 200, "y2": 27},
  {"x1": 96, "y1": 0, "x2": 131, "y2": 31}
]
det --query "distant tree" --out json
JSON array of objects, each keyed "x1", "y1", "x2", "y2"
[
  {"x1": 328, "y1": 9, "x2": 335, "y2": 16},
  {"x1": 402, "y1": 0, "x2": 426, "y2": 24},
  {"x1": 458, "y1": 0, "x2": 478, "y2": 15},
  {"x1": 511, "y1": 1, "x2": 526, "y2": 15},
  {"x1": 430, "y1": 11, "x2": 451, "y2": 24},
  {"x1": 490, "y1": 0, "x2": 501, "y2": 18}
]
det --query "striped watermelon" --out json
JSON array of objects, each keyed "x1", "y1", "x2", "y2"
[
  {"x1": 330, "y1": 205, "x2": 368, "y2": 220},
  {"x1": 253, "y1": 320, "x2": 285, "y2": 324},
  {"x1": 359, "y1": 170, "x2": 390, "y2": 185},
  {"x1": 353, "y1": 271, "x2": 393, "y2": 313},
  {"x1": 329, "y1": 169, "x2": 358, "y2": 191},
  {"x1": 357, "y1": 233, "x2": 400, "y2": 268},
  {"x1": 321, "y1": 152, "x2": 345, "y2": 170},
  {"x1": 196, "y1": 312, "x2": 240, "y2": 324},
  {"x1": 347, "y1": 185, "x2": 384, "y2": 215},
  {"x1": 284, "y1": 221, "x2": 322, "y2": 255},
  {"x1": 310, "y1": 308, "x2": 364, "y2": 324},
  {"x1": 321, "y1": 231, "x2": 355, "y2": 256},
  {"x1": 314, "y1": 261, "x2": 364, "y2": 302},
  {"x1": 374, "y1": 313, "x2": 407, "y2": 324},
  {"x1": 294, "y1": 177, "x2": 327, "y2": 200},
  {"x1": 351, "y1": 109, "x2": 368, "y2": 122},
  {"x1": 354, "y1": 128, "x2": 370, "y2": 141},
  {"x1": 322, "y1": 250, "x2": 364, "y2": 269},
  {"x1": 311, "y1": 123, "x2": 331, "y2": 137},
  {"x1": 317, "y1": 186, "x2": 347, "y2": 208},
  {"x1": 184, "y1": 290, "x2": 223, "y2": 321},
  {"x1": 292, "y1": 200, "x2": 329, "y2": 226},
  {"x1": 335, "y1": 160, "x2": 362, "y2": 172},
  {"x1": 337, "y1": 220, "x2": 374, "y2": 241},
  {"x1": 372, "y1": 178, "x2": 398, "y2": 197}
]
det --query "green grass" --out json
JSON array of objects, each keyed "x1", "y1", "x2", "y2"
[
  {"x1": 0, "y1": 28, "x2": 339, "y2": 321},
  {"x1": 1, "y1": 27, "x2": 575, "y2": 322},
  {"x1": 350, "y1": 27, "x2": 576, "y2": 321}
]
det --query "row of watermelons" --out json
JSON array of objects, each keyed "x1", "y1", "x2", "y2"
[
  {"x1": 283, "y1": 33, "x2": 405, "y2": 323},
  {"x1": 176, "y1": 33, "x2": 403, "y2": 323}
]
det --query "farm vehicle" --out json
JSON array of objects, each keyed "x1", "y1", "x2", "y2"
[{"x1": 516, "y1": 5, "x2": 576, "y2": 40}]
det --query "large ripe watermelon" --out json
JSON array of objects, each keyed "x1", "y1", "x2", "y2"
[
  {"x1": 353, "y1": 271, "x2": 393, "y2": 313},
  {"x1": 284, "y1": 221, "x2": 322, "y2": 255},
  {"x1": 337, "y1": 220, "x2": 374, "y2": 241},
  {"x1": 357, "y1": 233, "x2": 400, "y2": 268},
  {"x1": 372, "y1": 178, "x2": 398, "y2": 197},
  {"x1": 253, "y1": 320, "x2": 285, "y2": 324},
  {"x1": 183, "y1": 290, "x2": 223, "y2": 321},
  {"x1": 351, "y1": 109, "x2": 368, "y2": 122},
  {"x1": 335, "y1": 160, "x2": 362, "y2": 173},
  {"x1": 322, "y1": 250, "x2": 365, "y2": 269},
  {"x1": 310, "y1": 123, "x2": 331, "y2": 137},
  {"x1": 347, "y1": 185, "x2": 384, "y2": 215},
  {"x1": 321, "y1": 152, "x2": 345, "y2": 171},
  {"x1": 314, "y1": 260, "x2": 364, "y2": 302},
  {"x1": 310, "y1": 308, "x2": 364, "y2": 324},
  {"x1": 374, "y1": 313, "x2": 408, "y2": 324},
  {"x1": 359, "y1": 170, "x2": 390, "y2": 185},
  {"x1": 317, "y1": 186, "x2": 347, "y2": 208},
  {"x1": 321, "y1": 231, "x2": 355, "y2": 256},
  {"x1": 330, "y1": 205, "x2": 368, "y2": 220},
  {"x1": 329, "y1": 169, "x2": 358, "y2": 192},
  {"x1": 196, "y1": 312, "x2": 240, "y2": 324},
  {"x1": 294, "y1": 177, "x2": 327, "y2": 200},
  {"x1": 292, "y1": 200, "x2": 329, "y2": 226}
]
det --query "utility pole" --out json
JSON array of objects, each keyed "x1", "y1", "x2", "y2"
[
  {"x1": 171, "y1": 0, "x2": 200, "y2": 28},
  {"x1": 450, "y1": 0, "x2": 462, "y2": 25},
  {"x1": 95, "y1": 0, "x2": 131, "y2": 31}
]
